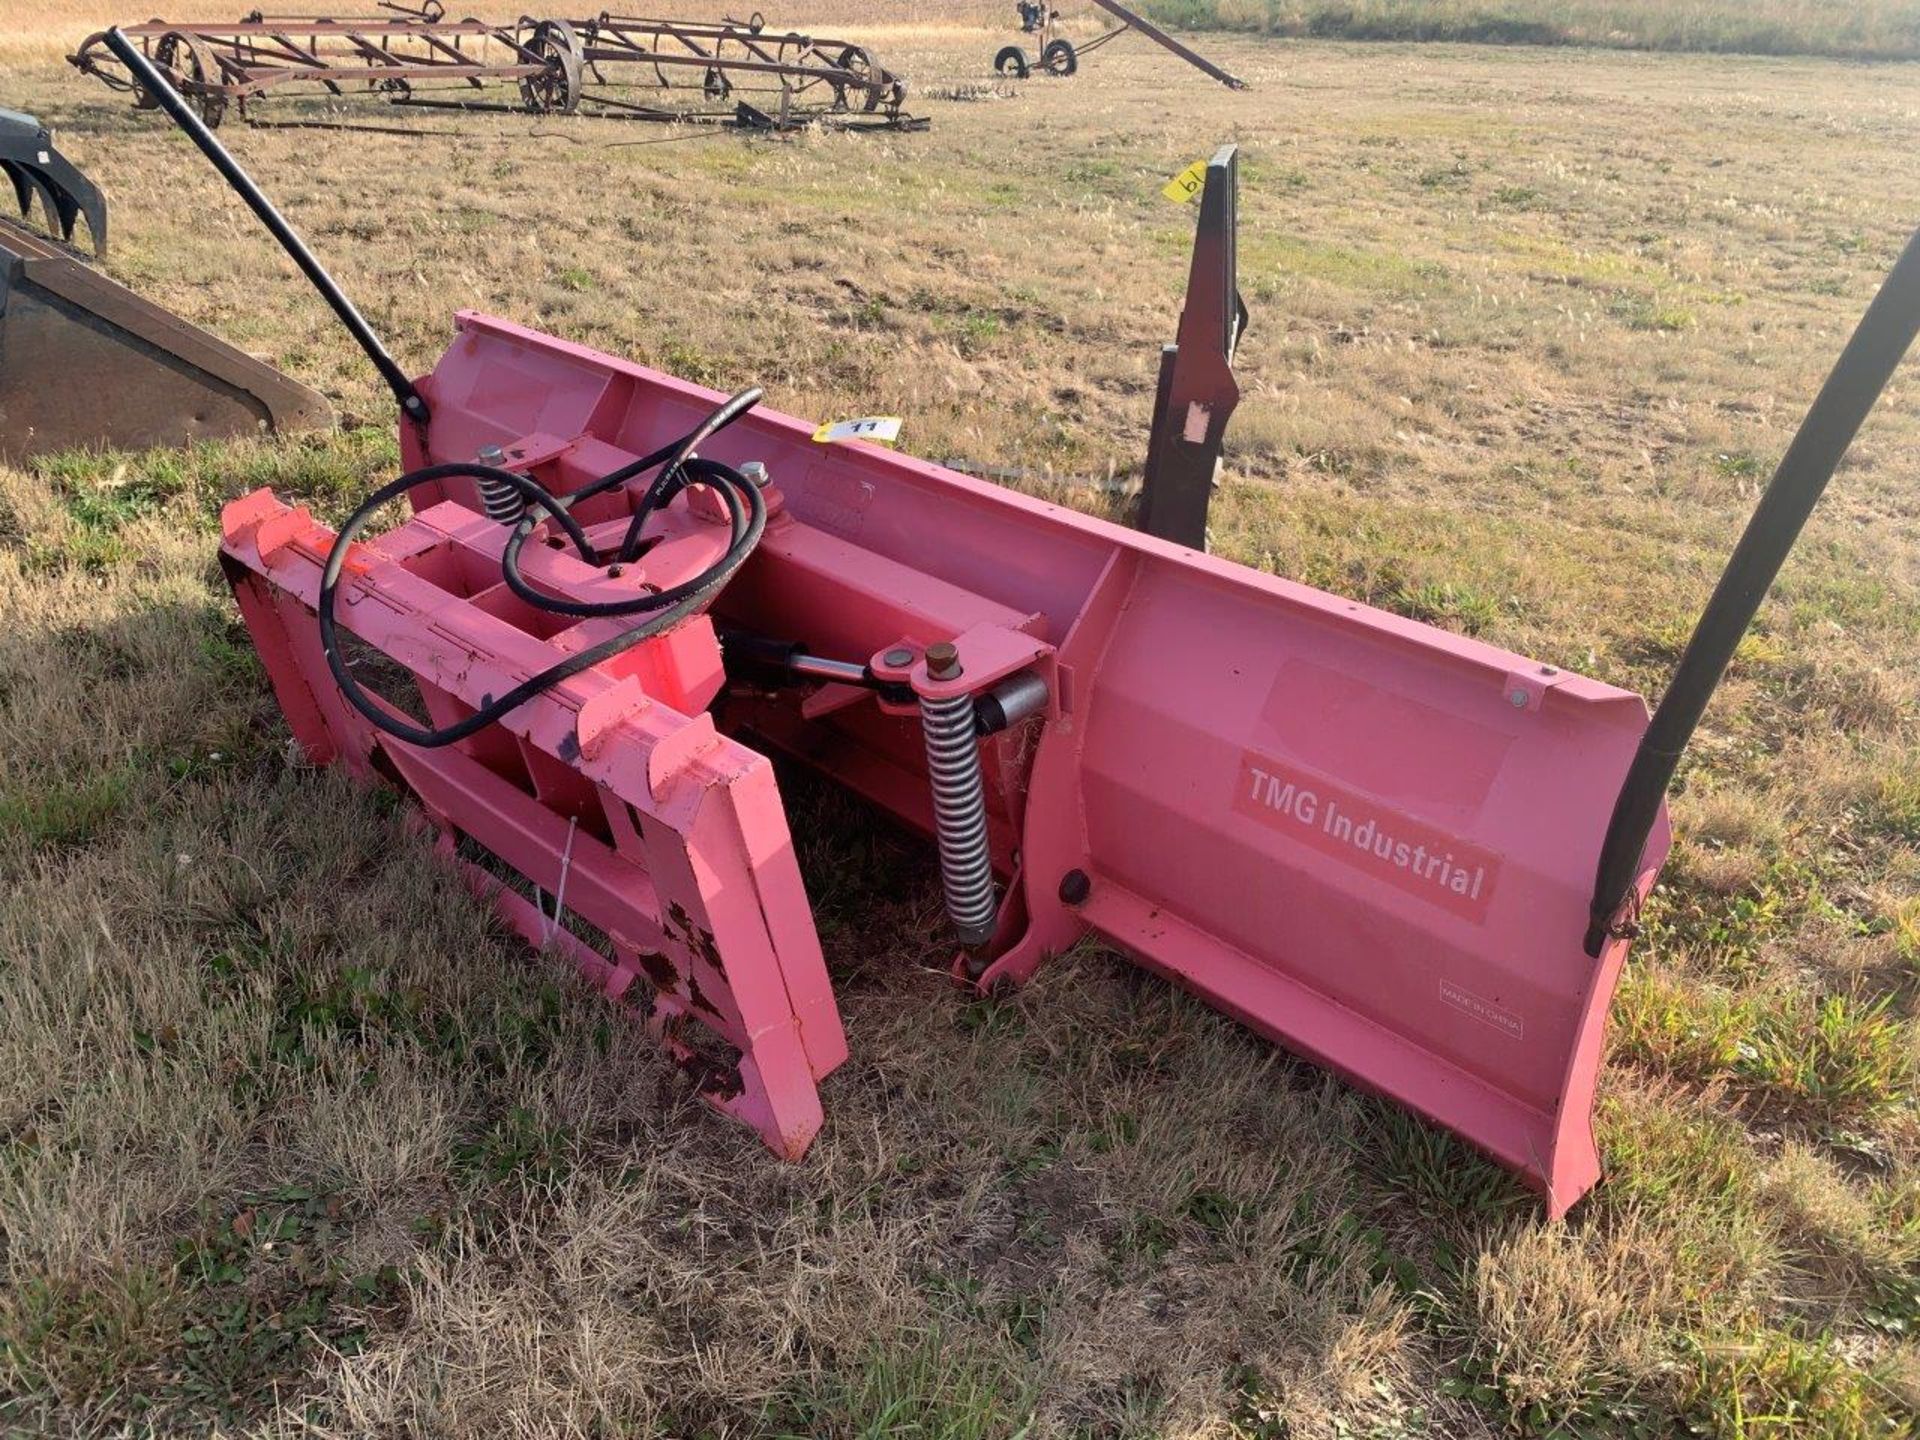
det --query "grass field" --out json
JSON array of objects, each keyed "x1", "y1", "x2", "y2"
[
  {"x1": 3, "y1": 7, "x2": 1920, "y2": 1438},
  {"x1": 1137, "y1": 0, "x2": 1920, "y2": 61}
]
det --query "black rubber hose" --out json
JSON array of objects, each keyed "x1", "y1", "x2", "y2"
[
  {"x1": 317, "y1": 453, "x2": 764, "y2": 748},
  {"x1": 612, "y1": 386, "x2": 764, "y2": 564},
  {"x1": 500, "y1": 456, "x2": 764, "y2": 619}
]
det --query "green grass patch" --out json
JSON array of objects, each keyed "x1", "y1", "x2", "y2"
[
  {"x1": 1356, "y1": 1101, "x2": 1530, "y2": 1218},
  {"x1": 1682, "y1": 1328, "x2": 1911, "y2": 1437},
  {"x1": 1241, "y1": 231, "x2": 1451, "y2": 297},
  {"x1": 1873, "y1": 762, "x2": 1920, "y2": 844},
  {"x1": 1642, "y1": 858, "x2": 1850, "y2": 981},
  {"x1": 1740, "y1": 993, "x2": 1917, "y2": 1117},
  {"x1": 1595, "y1": 1092, "x2": 1759, "y2": 1222},
  {"x1": 0, "y1": 1267, "x2": 185, "y2": 1419},
  {"x1": 166, "y1": 1185, "x2": 405, "y2": 1419},
  {"x1": 451, "y1": 1107, "x2": 575, "y2": 1189},
  {"x1": 1611, "y1": 967, "x2": 1757, "y2": 1077},
  {"x1": 1387, "y1": 577, "x2": 1504, "y2": 635},
  {"x1": 767, "y1": 1330, "x2": 1032, "y2": 1440},
  {"x1": 0, "y1": 1189, "x2": 404, "y2": 1429},
  {"x1": 1615, "y1": 968, "x2": 1916, "y2": 1119},
  {"x1": 24, "y1": 428, "x2": 398, "y2": 564},
  {"x1": 0, "y1": 765, "x2": 140, "y2": 850},
  {"x1": 1610, "y1": 292, "x2": 1698, "y2": 333}
]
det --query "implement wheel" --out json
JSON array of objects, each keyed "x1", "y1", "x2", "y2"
[
  {"x1": 518, "y1": 18, "x2": 583, "y2": 115},
  {"x1": 1042, "y1": 38, "x2": 1077, "y2": 76},
  {"x1": 994, "y1": 45, "x2": 1030, "y2": 79},
  {"x1": 834, "y1": 45, "x2": 886, "y2": 112},
  {"x1": 149, "y1": 31, "x2": 227, "y2": 128}
]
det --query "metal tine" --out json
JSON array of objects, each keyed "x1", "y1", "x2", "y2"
[
  {"x1": 1, "y1": 161, "x2": 32, "y2": 219},
  {"x1": 39, "y1": 169, "x2": 86, "y2": 243},
  {"x1": 11, "y1": 165, "x2": 70, "y2": 241}
]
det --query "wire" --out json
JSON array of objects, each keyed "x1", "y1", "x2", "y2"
[{"x1": 317, "y1": 389, "x2": 768, "y2": 749}]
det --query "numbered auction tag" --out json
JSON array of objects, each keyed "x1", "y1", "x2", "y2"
[
  {"x1": 812, "y1": 416, "x2": 903, "y2": 446},
  {"x1": 1162, "y1": 158, "x2": 1207, "y2": 204}
]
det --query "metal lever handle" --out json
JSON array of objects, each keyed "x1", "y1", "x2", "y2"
[
  {"x1": 1585, "y1": 227, "x2": 1920, "y2": 956},
  {"x1": 101, "y1": 26, "x2": 430, "y2": 425}
]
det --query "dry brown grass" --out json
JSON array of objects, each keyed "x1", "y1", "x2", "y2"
[
  {"x1": 1144, "y1": 0, "x2": 1920, "y2": 60},
  {"x1": 2, "y1": 13, "x2": 1918, "y2": 1439}
]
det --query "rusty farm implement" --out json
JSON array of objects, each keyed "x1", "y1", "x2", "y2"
[
  {"x1": 102, "y1": 28, "x2": 1920, "y2": 1215},
  {"x1": 70, "y1": 5, "x2": 919, "y2": 132}
]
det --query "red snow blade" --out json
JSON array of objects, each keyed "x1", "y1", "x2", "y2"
[{"x1": 308, "y1": 312, "x2": 1665, "y2": 1210}]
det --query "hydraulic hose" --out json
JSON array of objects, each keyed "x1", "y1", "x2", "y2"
[{"x1": 318, "y1": 390, "x2": 768, "y2": 748}]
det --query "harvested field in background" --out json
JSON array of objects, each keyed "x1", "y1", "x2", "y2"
[
  {"x1": 1139, "y1": 0, "x2": 1920, "y2": 61},
  {"x1": 2, "y1": 9, "x2": 1919, "y2": 1438}
]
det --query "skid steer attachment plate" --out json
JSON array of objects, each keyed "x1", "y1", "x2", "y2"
[
  {"x1": 218, "y1": 487, "x2": 848, "y2": 1158},
  {"x1": 0, "y1": 219, "x2": 331, "y2": 460},
  {"x1": 352, "y1": 312, "x2": 1669, "y2": 1210}
]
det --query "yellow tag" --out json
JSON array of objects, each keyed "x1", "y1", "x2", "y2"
[
  {"x1": 812, "y1": 415, "x2": 902, "y2": 446},
  {"x1": 1162, "y1": 158, "x2": 1208, "y2": 204}
]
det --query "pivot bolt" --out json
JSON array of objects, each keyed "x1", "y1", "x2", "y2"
[
  {"x1": 926, "y1": 642, "x2": 962, "y2": 681},
  {"x1": 883, "y1": 647, "x2": 915, "y2": 668}
]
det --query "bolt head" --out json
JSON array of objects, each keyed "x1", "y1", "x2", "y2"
[
  {"x1": 925, "y1": 642, "x2": 962, "y2": 680},
  {"x1": 740, "y1": 460, "x2": 771, "y2": 488},
  {"x1": 883, "y1": 647, "x2": 914, "y2": 668},
  {"x1": 1058, "y1": 869, "x2": 1091, "y2": 905},
  {"x1": 1509, "y1": 689, "x2": 1529, "y2": 708}
]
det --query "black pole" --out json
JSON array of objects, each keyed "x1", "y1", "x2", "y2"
[
  {"x1": 1585, "y1": 227, "x2": 1920, "y2": 956},
  {"x1": 102, "y1": 27, "x2": 430, "y2": 425}
]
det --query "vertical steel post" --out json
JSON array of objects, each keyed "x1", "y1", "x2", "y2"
[{"x1": 1137, "y1": 144, "x2": 1246, "y2": 551}]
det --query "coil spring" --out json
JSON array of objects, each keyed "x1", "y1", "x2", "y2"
[
  {"x1": 477, "y1": 472, "x2": 527, "y2": 525},
  {"x1": 919, "y1": 689, "x2": 996, "y2": 944}
]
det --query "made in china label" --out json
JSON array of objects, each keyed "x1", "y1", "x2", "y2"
[{"x1": 1233, "y1": 751, "x2": 1503, "y2": 923}]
